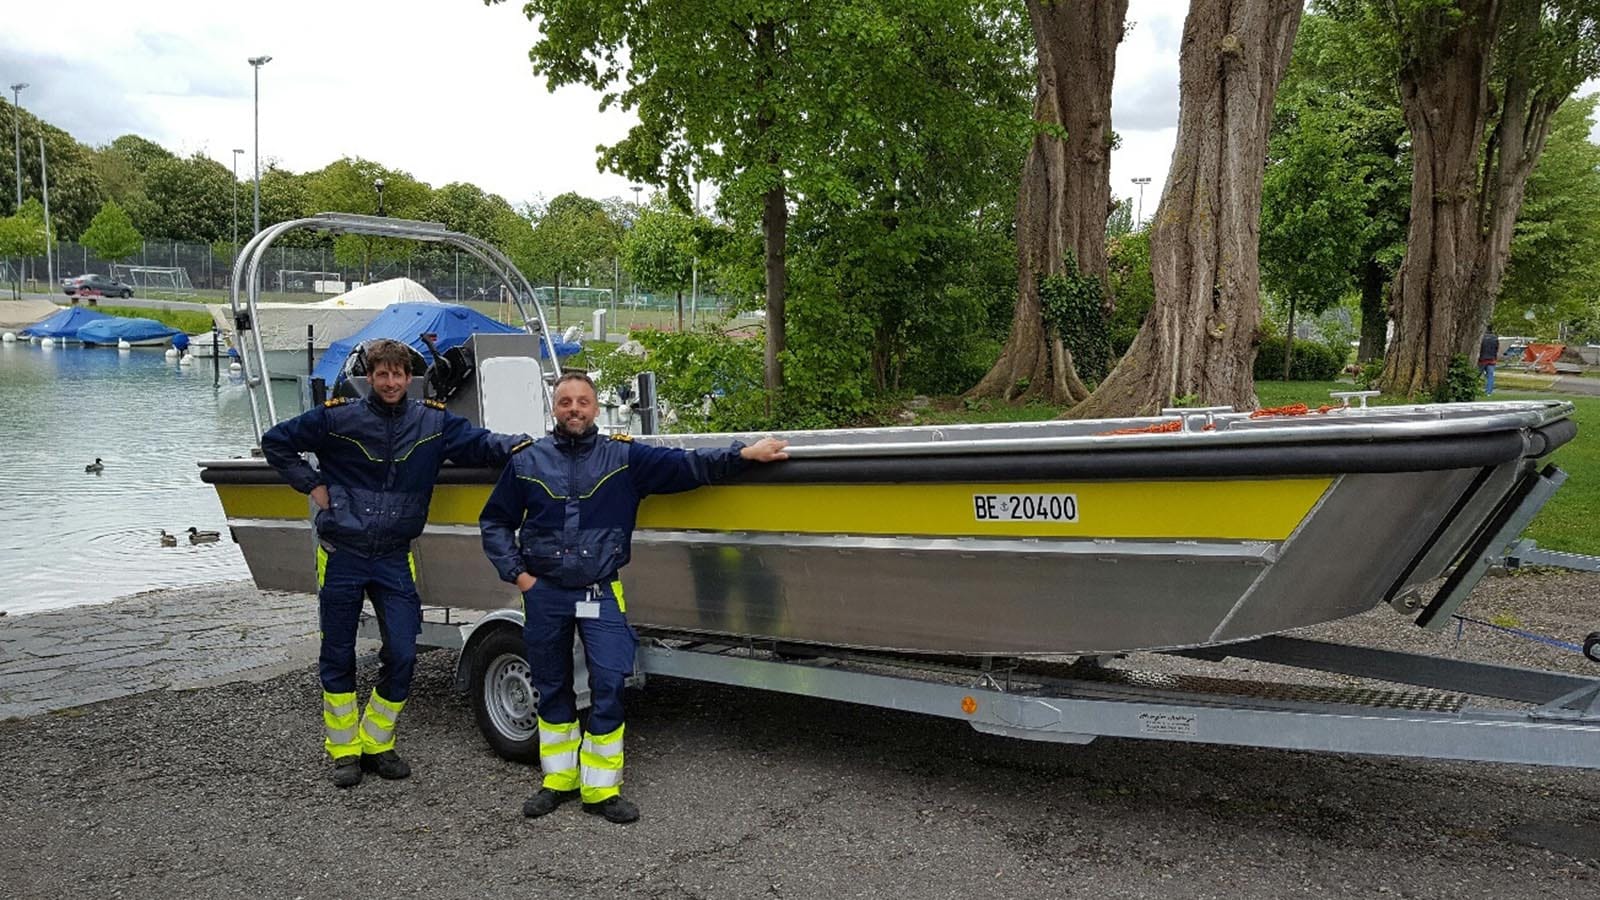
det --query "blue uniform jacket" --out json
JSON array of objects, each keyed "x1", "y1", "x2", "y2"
[
  {"x1": 261, "y1": 396, "x2": 524, "y2": 558},
  {"x1": 479, "y1": 428, "x2": 750, "y2": 589}
]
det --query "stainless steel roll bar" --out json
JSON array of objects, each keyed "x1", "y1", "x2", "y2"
[{"x1": 227, "y1": 213, "x2": 560, "y2": 443}]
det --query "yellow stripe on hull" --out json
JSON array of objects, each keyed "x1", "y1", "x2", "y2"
[{"x1": 216, "y1": 477, "x2": 1331, "y2": 541}]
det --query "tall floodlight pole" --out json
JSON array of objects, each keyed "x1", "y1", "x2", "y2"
[
  {"x1": 248, "y1": 56, "x2": 272, "y2": 235},
  {"x1": 1131, "y1": 176, "x2": 1152, "y2": 226},
  {"x1": 231, "y1": 148, "x2": 244, "y2": 255},
  {"x1": 39, "y1": 135, "x2": 52, "y2": 292},
  {"x1": 10, "y1": 82, "x2": 28, "y2": 211}
]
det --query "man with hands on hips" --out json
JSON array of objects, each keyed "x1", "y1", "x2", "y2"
[
  {"x1": 261, "y1": 338, "x2": 527, "y2": 788},
  {"x1": 479, "y1": 372, "x2": 788, "y2": 824}
]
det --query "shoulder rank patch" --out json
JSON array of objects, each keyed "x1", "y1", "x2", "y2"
[
  {"x1": 510, "y1": 438, "x2": 536, "y2": 453},
  {"x1": 423, "y1": 398, "x2": 447, "y2": 410},
  {"x1": 323, "y1": 397, "x2": 350, "y2": 408},
  {"x1": 609, "y1": 432, "x2": 633, "y2": 443}
]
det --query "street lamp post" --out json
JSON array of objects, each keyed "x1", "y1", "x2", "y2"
[
  {"x1": 231, "y1": 148, "x2": 243, "y2": 258},
  {"x1": 248, "y1": 56, "x2": 272, "y2": 235},
  {"x1": 1131, "y1": 176, "x2": 1152, "y2": 227},
  {"x1": 373, "y1": 177, "x2": 386, "y2": 216},
  {"x1": 629, "y1": 185, "x2": 643, "y2": 309},
  {"x1": 10, "y1": 82, "x2": 28, "y2": 211}
]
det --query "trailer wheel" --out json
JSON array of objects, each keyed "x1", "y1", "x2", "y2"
[
  {"x1": 467, "y1": 627, "x2": 540, "y2": 762},
  {"x1": 1584, "y1": 632, "x2": 1600, "y2": 665}
]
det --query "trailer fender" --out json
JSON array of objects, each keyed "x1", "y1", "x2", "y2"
[{"x1": 454, "y1": 609, "x2": 527, "y2": 693}]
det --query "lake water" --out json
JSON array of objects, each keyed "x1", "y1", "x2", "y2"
[{"x1": 0, "y1": 341, "x2": 306, "y2": 615}]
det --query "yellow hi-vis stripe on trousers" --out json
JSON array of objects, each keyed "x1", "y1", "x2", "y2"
[
  {"x1": 580, "y1": 723, "x2": 625, "y2": 804},
  {"x1": 359, "y1": 691, "x2": 405, "y2": 755},
  {"x1": 539, "y1": 718, "x2": 580, "y2": 791},
  {"x1": 322, "y1": 691, "x2": 360, "y2": 760}
]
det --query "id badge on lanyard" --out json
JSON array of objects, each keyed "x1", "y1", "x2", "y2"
[{"x1": 575, "y1": 584, "x2": 602, "y2": 619}]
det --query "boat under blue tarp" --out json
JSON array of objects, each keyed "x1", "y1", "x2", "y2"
[
  {"x1": 76, "y1": 317, "x2": 183, "y2": 347},
  {"x1": 19, "y1": 306, "x2": 114, "y2": 340},
  {"x1": 312, "y1": 302, "x2": 577, "y2": 383}
]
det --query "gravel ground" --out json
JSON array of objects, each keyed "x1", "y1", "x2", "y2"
[{"x1": 2, "y1": 571, "x2": 1599, "y2": 899}]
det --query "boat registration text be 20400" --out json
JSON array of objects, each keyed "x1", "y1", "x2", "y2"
[{"x1": 974, "y1": 493, "x2": 1079, "y2": 523}]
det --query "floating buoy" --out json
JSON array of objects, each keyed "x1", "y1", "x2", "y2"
[
  {"x1": 2, "y1": 332, "x2": 14, "y2": 342},
  {"x1": 228, "y1": 361, "x2": 242, "y2": 373},
  {"x1": 117, "y1": 339, "x2": 132, "y2": 350},
  {"x1": 164, "y1": 347, "x2": 178, "y2": 359},
  {"x1": 40, "y1": 337, "x2": 54, "y2": 348},
  {"x1": 178, "y1": 353, "x2": 195, "y2": 366}
]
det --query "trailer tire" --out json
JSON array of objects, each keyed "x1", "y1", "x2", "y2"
[
  {"x1": 1584, "y1": 632, "x2": 1600, "y2": 665},
  {"x1": 467, "y1": 626, "x2": 540, "y2": 763}
]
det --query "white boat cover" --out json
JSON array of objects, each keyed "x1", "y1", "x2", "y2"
[{"x1": 212, "y1": 278, "x2": 440, "y2": 351}]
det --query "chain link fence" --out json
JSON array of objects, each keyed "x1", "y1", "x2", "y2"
[{"x1": 7, "y1": 240, "x2": 737, "y2": 324}]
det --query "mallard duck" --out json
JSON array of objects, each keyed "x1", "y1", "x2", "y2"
[
  {"x1": 160, "y1": 529, "x2": 177, "y2": 547},
  {"x1": 85, "y1": 458, "x2": 104, "y2": 474},
  {"x1": 187, "y1": 527, "x2": 221, "y2": 544}
]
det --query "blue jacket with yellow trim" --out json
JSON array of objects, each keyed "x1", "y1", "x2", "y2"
[
  {"x1": 261, "y1": 396, "x2": 524, "y2": 558},
  {"x1": 479, "y1": 427, "x2": 750, "y2": 589}
]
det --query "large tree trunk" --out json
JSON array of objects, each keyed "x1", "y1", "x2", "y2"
[
  {"x1": 1382, "y1": 0, "x2": 1558, "y2": 396},
  {"x1": 967, "y1": 0, "x2": 1127, "y2": 404},
  {"x1": 1382, "y1": 1, "x2": 1500, "y2": 396},
  {"x1": 1073, "y1": 0, "x2": 1302, "y2": 418},
  {"x1": 1356, "y1": 258, "x2": 1387, "y2": 362}
]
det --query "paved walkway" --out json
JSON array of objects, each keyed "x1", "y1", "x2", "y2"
[{"x1": 0, "y1": 580, "x2": 319, "y2": 720}]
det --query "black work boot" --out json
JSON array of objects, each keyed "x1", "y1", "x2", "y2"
[
  {"x1": 360, "y1": 750, "x2": 411, "y2": 780},
  {"x1": 583, "y1": 795, "x2": 640, "y2": 824},
  {"x1": 522, "y1": 788, "x2": 579, "y2": 818},
  {"x1": 331, "y1": 756, "x2": 362, "y2": 788}
]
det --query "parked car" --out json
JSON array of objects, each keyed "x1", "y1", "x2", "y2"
[{"x1": 64, "y1": 274, "x2": 134, "y2": 298}]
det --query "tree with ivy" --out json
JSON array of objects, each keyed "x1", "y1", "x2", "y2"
[
  {"x1": 969, "y1": 0, "x2": 1129, "y2": 406},
  {"x1": 1075, "y1": 0, "x2": 1305, "y2": 417},
  {"x1": 78, "y1": 200, "x2": 143, "y2": 269}
]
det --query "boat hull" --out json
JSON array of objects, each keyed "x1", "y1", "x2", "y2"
[{"x1": 202, "y1": 401, "x2": 1571, "y2": 655}]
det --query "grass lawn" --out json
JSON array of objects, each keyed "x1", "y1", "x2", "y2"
[{"x1": 95, "y1": 304, "x2": 214, "y2": 334}]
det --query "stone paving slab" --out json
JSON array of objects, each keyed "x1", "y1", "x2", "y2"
[{"x1": 0, "y1": 581, "x2": 323, "y2": 720}]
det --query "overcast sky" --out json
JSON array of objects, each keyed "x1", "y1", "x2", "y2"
[{"x1": 0, "y1": 0, "x2": 1185, "y2": 215}]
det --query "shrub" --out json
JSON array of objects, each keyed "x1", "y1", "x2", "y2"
[{"x1": 1254, "y1": 334, "x2": 1345, "y2": 381}]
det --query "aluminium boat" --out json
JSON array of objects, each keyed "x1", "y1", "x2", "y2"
[
  {"x1": 199, "y1": 213, "x2": 1577, "y2": 657},
  {"x1": 200, "y1": 394, "x2": 1575, "y2": 656}
]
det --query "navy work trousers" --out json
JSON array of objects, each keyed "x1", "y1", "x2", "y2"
[
  {"x1": 523, "y1": 581, "x2": 636, "y2": 735},
  {"x1": 317, "y1": 546, "x2": 422, "y2": 702}
]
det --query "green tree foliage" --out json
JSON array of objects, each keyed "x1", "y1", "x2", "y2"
[
  {"x1": 1260, "y1": 105, "x2": 1372, "y2": 378},
  {"x1": 78, "y1": 200, "x2": 143, "y2": 264},
  {"x1": 0, "y1": 101, "x2": 103, "y2": 238},
  {"x1": 517, "y1": 192, "x2": 621, "y2": 326},
  {"x1": 502, "y1": 0, "x2": 1032, "y2": 401},
  {"x1": 140, "y1": 154, "x2": 235, "y2": 242},
  {"x1": 621, "y1": 198, "x2": 696, "y2": 330},
  {"x1": 0, "y1": 199, "x2": 51, "y2": 298},
  {"x1": 306, "y1": 158, "x2": 433, "y2": 273},
  {"x1": 1269, "y1": 8, "x2": 1410, "y2": 362},
  {"x1": 1496, "y1": 95, "x2": 1600, "y2": 337},
  {"x1": 1106, "y1": 228, "x2": 1153, "y2": 357}
]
